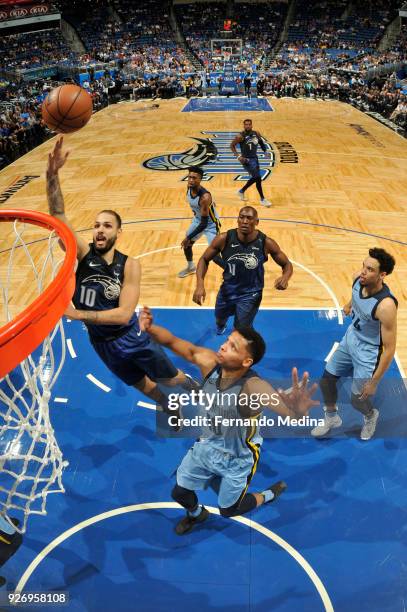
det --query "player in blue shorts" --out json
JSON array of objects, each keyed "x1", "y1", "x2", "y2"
[
  {"x1": 0, "y1": 517, "x2": 22, "y2": 586},
  {"x1": 312, "y1": 248, "x2": 398, "y2": 441},
  {"x1": 193, "y1": 206, "x2": 293, "y2": 333},
  {"x1": 140, "y1": 306, "x2": 319, "y2": 534},
  {"x1": 178, "y1": 166, "x2": 223, "y2": 278},
  {"x1": 231, "y1": 118, "x2": 272, "y2": 207},
  {"x1": 46, "y1": 137, "x2": 187, "y2": 406}
]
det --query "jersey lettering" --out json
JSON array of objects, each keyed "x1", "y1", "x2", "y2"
[{"x1": 79, "y1": 285, "x2": 97, "y2": 307}]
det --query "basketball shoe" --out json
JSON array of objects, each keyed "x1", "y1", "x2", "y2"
[
  {"x1": 311, "y1": 408, "x2": 342, "y2": 437},
  {"x1": 177, "y1": 264, "x2": 196, "y2": 278},
  {"x1": 360, "y1": 408, "x2": 379, "y2": 441},
  {"x1": 175, "y1": 506, "x2": 209, "y2": 535}
]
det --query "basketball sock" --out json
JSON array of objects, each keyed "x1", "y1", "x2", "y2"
[
  {"x1": 262, "y1": 481, "x2": 287, "y2": 504},
  {"x1": 324, "y1": 405, "x2": 338, "y2": 413},
  {"x1": 188, "y1": 504, "x2": 203, "y2": 518},
  {"x1": 187, "y1": 261, "x2": 195, "y2": 269},
  {"x1": 262, "y1": 489, "x2": 275, "y2": 503},
  {"x1": 255, "y1": 178, "x2": 264, "y2": 199},
  {"x1": 0, "y1": 516, "x2": 16, "y2": 535},
  {"x1": 184, "y1": 246, "x2": 193, "y2": 262}
]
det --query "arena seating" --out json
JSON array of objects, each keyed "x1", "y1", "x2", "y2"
[{"x1": 0, "y1": 0, "x2": 405, "y2": 168}]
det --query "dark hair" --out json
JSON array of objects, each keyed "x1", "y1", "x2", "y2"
[
  {"x1": 98, "y1": 210, "x2": 122, "y2": 228},
  {"x1": 188, "y1": 166, "x2": 203, "y2": 178},
  {"x1": 243, "y1": 118, "x2": 252, "y2": 123},
  {"x1": 239, "y1": 205, "x2": 258, "y2": 218},
  {"x1": 235, "y1": 326, "x2": 266, "y2": 365},
  {"x1": 369, "y1": 247, "x2": 395, "y2": 275}
]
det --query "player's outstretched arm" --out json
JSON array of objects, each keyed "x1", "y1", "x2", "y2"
[
  {"x1": 265, "y1": 237, "x2": 293, "y2": 290},
  {"x1": 193, "y1": 233, "x2": 226, "y2": 305},
  {"x1": 359, "y1": 297, "x2": 397, "y2": 400},
  {"x1": 139, "y1": 306, "x2": 217, "y2": 376},
  {"x1": 65, "y1": 257, "x2": 140, "y2": 326},
  {"x1": 46, "y1": 136, "x2": 89, "y2": 260},
  {"x1": 244, "y1": 368, "x2": 319, "y2": 419}
]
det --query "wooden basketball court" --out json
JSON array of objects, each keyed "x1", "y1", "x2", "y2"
[
  {"x1": 1, "y1": 96, "x2": 407, "y2": 612},
  {"x1": 0, "y1": 97, "x2": 406, "y2": 368}
]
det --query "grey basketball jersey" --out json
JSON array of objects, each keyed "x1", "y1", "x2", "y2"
[
  {"x1": 347, "y1": 278, "x2": 397, "y2": 346},
  {"x1": 198, "y1": 366, "x2": 263, "y2": 459},
  {"x1": 187, "y1": 186, "x2": 220, "y2": 230}
]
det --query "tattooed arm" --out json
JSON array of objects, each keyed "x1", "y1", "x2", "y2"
[{"x1": 46, "y1": 136, "x2": 89, "y2": 260}]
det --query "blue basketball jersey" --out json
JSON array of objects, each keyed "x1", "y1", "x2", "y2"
[
  {"x1": 220, "y1": 229, "x2": 267, "y2": 300},
  {"x1": 239, "y1": 130, "x2": 264, "y2": 159},
  {"x1": 73, "y1": 245, "x2": 138, "y2": 341},
  {"x1": 187, "y1": 186, "x2": 220, "y2": 231},
  {"x1": 348, "y1": 278, "x2": 398, "y2": 346}
]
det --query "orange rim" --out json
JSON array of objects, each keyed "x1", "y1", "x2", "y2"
[{"x1": 0, "y1": 209, "x2": 77, "y2": 379}]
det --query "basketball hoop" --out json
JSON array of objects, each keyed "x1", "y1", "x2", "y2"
[{"x1": 0, "y1": 209, "x2": 76, "y2": 533}]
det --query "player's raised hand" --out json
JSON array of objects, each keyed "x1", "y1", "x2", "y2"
[
  {"x1": 193, "y1": 287, "x2": 206, "y2": 306},
  {"x1": 139, "y1": 306, "x2": 153, "y2": 332},
  {"x1": 47, "y1": 136, "x2": 69, "y2": 176},
  {"x1": 278, "y1": 368, "x2": 319, "y2": 416},
  {"x1": 274, "y1": 275, "x2": 289, "y2": 290}
]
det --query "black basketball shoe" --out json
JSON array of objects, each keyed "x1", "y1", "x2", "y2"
[
  {"x1": 175, "y1": 507, "x2": 209, "y2": 535},
  {"x1": 263, "y1": 480, "x2": 288, "y2": 503}
]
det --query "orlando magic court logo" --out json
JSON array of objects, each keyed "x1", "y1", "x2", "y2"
[
  {"x1": 143, "y1": 138, "x2": 217, "y2": 171},
  {"x1": 143, "y1": 132, "x2": 274, "y2": 181},
  {"x1": 227, "y1": 253, "x2": 259, "y2": 269}
]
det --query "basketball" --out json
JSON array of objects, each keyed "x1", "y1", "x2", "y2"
[{"x1": 41, "y1": 84, "x2": 93, "y2": 134}]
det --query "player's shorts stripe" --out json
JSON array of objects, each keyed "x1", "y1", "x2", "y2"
[
  {"x1": 236, "y1": 421, "x2": 260, "y2": 506},
  {"x1": 0, "y1": 534, "x2": 12, "y2": 545},
  {"x1": 209, "y1": 205, "x2": 221, "y2": 232}
]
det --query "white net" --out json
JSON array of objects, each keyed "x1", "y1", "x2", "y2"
[
  {"x1": 0, "y1": 219, "x2": 69, "y2": 534},
  {"x1": 211, "y1": 38, "x2": 242, "y2": 60}
]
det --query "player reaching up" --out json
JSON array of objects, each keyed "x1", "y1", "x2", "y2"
[
  {"x1": 46, "y1": 137, "x2": 188, "y2": 408},
  {"x1": 139, "y1": 306, "x2": 319, "y2": 534}
]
